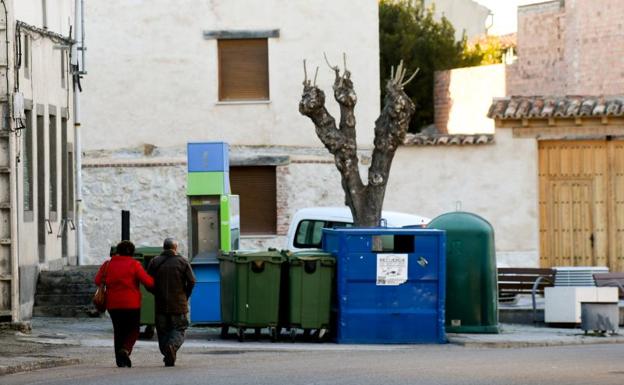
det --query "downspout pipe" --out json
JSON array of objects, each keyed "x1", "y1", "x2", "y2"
[{"x1": 72, "y1": 0, "x2": 84, "y2": 265}]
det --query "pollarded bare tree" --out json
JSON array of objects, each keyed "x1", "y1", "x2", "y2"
[{"x1": 299, "y1": 56, "x2": 418, "y2": 227}]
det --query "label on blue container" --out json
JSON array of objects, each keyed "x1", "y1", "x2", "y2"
[{"x1": 376, "y1": 254, "x2": 408, "y2": 286}]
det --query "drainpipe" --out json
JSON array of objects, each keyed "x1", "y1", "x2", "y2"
[{"x1": 72, "y1": 0, "x2": 84, "y2": 265}]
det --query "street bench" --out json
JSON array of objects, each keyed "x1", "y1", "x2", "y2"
[
  {"x1": 498, "y1": 268, "x2": 556, "y2": 323},
  {"x1": 498, "y1": 267, "x2": 556, "y2": 301},
  {"x1": 593, "y1": 272, "x2": 624, "y2": 298}
]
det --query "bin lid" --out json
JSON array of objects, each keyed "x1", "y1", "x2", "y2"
[
  {"x1": 427, "y1": 211, "x2": 493, "y2": 233},
  {"x1": 134, "y1": 246, "x2": 164, "y2": 257},
  {"x1": 218, "y1": 249, "x2": 286, "y2": 264},
  {"x1": 287, "y1": 250, "x2": 335, "y2": 263}
]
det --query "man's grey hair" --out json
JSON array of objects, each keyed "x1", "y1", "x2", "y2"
[{"x1": 163, "y1": 238, "x2": 178, "y2": 250}]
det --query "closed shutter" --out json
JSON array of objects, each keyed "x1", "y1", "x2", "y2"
[
  {"x1": 218, "y1": 39, "x2": 269, "y2": 101},
  {"x1": 230, "y1": 166, "x2": 276, "y2": 234}
]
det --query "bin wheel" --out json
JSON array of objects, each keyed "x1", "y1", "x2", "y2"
[
  {"x1": 270, "y1": 327, "x2": 279, "y2": 342},
  {"x1": 290, "y1": 329, "x2": 297, "y2": 342},
  {"x1": 220, "y1": 326, "x2": 229, "y2": 339},
  {"x1": 237, "y1": 328, "x2": 246, "y2": 342},
  {"x1": 139, "y1": 325, "x2": 154, "y2": 340},
  {"x1": 317, "y1": 328, "x2": 328, "y2": 342},
  {"x1": 254, "y1": 328, "x2": 262, "y2": 340},
  {"x1": 302, "y1": 329, "x2": 311, "y2": 340}
]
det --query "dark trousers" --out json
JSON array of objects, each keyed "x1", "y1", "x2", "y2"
[
  {"x1": 109, "y1": 309, "x2": 140, "y2": 362},
  {"x1": 155, "y1": 313, "x2": 189, "y2": 356}
]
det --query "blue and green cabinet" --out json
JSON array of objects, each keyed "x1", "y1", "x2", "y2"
[{"x1": 187, "y1": 142, "x2": 240, "y2": 324}]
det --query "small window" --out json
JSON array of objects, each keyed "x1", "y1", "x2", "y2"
[
  {"x1": 49, "y1": 112, "x2": 57, "y2": 220},
  {"x1": 294, "y1": 220, "x2": 352, "y2": 249},
  {"x1": 218, "y1": 39, "x2": 269, "y2": 101},
  {"x1": 61, "y1": 51, "x2": 66, "y2": 88},
  {"x1": 23, "y1": 108, "x2": 34, "y2": 214},
  {"x1": 23, "y1": 35, "x2": 30, "y2": 79}
]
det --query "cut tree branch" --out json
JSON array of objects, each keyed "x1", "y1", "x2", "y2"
[{"x1": 300, "y1": 57, "x2": 416, "y2": 227}]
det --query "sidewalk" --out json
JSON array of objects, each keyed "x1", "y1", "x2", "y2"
[{"x1": 2, "y1": 316, "x2": 623, "y2": 376}]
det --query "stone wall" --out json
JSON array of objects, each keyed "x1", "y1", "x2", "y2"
[
  {"x1": 82, "y1": 163, "x2": 188, "y2": 265},
  {"x1": 81, "y1": 146, "x2": 346, "y2": 264},
  {"x1": 82, "y1": 137, "x2": 541, "y2": 268}
]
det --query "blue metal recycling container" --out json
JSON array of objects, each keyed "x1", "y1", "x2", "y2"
[
  {"x1": 190, "y1": 260, "x2": 221, "y2": 324},
  {"x1": 322, "y1": 227, "x2": 446, "y2": 344}
]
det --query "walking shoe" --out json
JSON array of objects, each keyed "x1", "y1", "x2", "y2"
[
  {"x1": 164, "y1": 345, "x2": 176, "y2": 367},
  {"x1": 117, "y1": 349, "x2": 131, "y2": 368}
]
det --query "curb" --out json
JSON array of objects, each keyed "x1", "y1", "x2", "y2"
[
  {"x1": 447, "y1": 337, "x2": 624, "y2": 349},
  {"x1": 0, "y1": 357, "x2": 81, "y2": 376}
]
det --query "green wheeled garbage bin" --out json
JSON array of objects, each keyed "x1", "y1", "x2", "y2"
[
  {"x1": 427, "y1": 212, "x2": 499, "y2": 333},
  {"x1": 219, "y1": 249, "x2": 286, "y2": 342},
  {"x1": 134, "y1": 247, "x2": 162, "y2": 339},
  {"x1": 286, "y1": 250, "x2": 335, "y2": 341}
]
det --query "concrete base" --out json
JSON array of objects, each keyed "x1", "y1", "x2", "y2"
[
  {"x1": 545, "y1": 287, "x2": 619, "y2": 323},
  {"x1": 500, "y1": 304, "x2": 624, "y2": 326}
]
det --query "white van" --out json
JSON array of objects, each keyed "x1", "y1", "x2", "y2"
[{"x1": 285, "y1": 207, "x2": 430, "y2": 251}]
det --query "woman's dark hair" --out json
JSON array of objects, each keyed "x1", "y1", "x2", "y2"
[{"x1": 116, "y1": 240, "x2": 135, "y2": 256}]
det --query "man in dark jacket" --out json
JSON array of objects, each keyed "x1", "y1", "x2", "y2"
[{"x1": 147, "y1": 238, "x2": 196, "y2": 367}]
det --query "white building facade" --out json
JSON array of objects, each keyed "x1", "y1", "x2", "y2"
[
  {"x1": 81, "y1": 0, "x2": 380, "y2": 263},
  {"x1": 1, "y1": 0, "x2": 79, "y2": 322},
  {"x1": 424, "y1": 0, "x2": 491, "y2": 41}
]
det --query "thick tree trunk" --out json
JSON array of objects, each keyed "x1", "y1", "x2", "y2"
[{"x1": 299, "y1": 61, "x2": 415, "y2": 227}]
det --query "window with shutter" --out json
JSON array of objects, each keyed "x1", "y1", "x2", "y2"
[
  {"x1": 230, "y1": 166, "x2": 276, "y2": 235},
  {"x1": 23, "y1": 108, "x2": 34, "y2": 217},
  {"x1": 218, "y1": 39, "x2": 269, "y2": 101}
]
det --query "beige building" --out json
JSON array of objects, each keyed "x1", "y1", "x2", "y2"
[
  {"x1": 81, "y1": 0, "x2": 381, "y2": 264},
  {"x1": 1, "y1": 0, "x2": 80, "y2": 322}
]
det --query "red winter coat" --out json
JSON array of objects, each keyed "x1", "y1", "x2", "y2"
[{"x1": 94, "y1": 255, "x2": 154, "y2": 310}]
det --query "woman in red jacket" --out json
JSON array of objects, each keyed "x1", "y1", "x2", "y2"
[{"x1": 95, "y1": 240, "x2": 154, "y2": 368}]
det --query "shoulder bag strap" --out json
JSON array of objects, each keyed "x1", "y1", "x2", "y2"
[{"x1": 102, "y1": 260, "x2": 110, "y2": 286}]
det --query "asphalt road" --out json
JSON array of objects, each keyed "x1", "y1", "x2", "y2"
[{"x1": 4, "y1": 343, "x2": 624, "y2": 385}]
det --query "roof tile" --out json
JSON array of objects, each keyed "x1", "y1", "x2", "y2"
[
  {"x1": 488, "y1": 96, "x2": 624, "y2": 120},
  {"x1": 403, "y1": 133, "x2": 495, "y2": 146}
]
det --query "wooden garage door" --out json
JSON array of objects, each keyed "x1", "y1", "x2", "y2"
[
  {"x1": 230, "y1": 166, "x2": 276, "y2": 235},
  {"x1": 539, "y1": 140, "x2": 624, "y2": 271}
]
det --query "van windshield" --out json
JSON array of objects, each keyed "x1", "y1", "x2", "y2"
[{"x1": 294, "y1": 220, "x2": 353, "y2": 248}]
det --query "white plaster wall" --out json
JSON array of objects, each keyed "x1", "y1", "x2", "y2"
[
  {"x1": 82, "y1": 0, "x2": 380, "y2": 151},
  {"x1": 385, "y1": 128, "x2": 539, "y2": 267},
  {"x1": 14, "y1": 0, "x2": 74, "y2": 35},
  {"x1": 13, "y1": 1, "x2": 76, "y2": 269},
  {"x1": 425, "y1": 0, "x2": 490, "y2": 41},
  {"x1": 446, "y1": 64, "x2": 504, "y2": 135}
]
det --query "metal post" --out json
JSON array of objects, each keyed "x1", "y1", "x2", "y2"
[
  {"x1": 121, "y1": 210, "x2": 130, "y2": 241},
  {"x1": 72, "y1": 0, "x2": 84, "y2": 264}
]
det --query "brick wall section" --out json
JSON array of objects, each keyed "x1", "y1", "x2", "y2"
[
  {"x1": 564, "y1": 0, "x2": 624, "y2": 95},
  {"x1": 511, "y1": 1, "x2": 567, "y2": 95},
  {"x1": 511, "y1": 0, "x2": 624, "y2": 96},
  {"x1": 275, "y1": 165, "x2": 290, "y2": 236},
  {"x1": 434, "y1": 0, "x2": 624, "y2": 133},
  {"x1": 434, "y1": 71, "x2": 451, "y2": 133}
]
